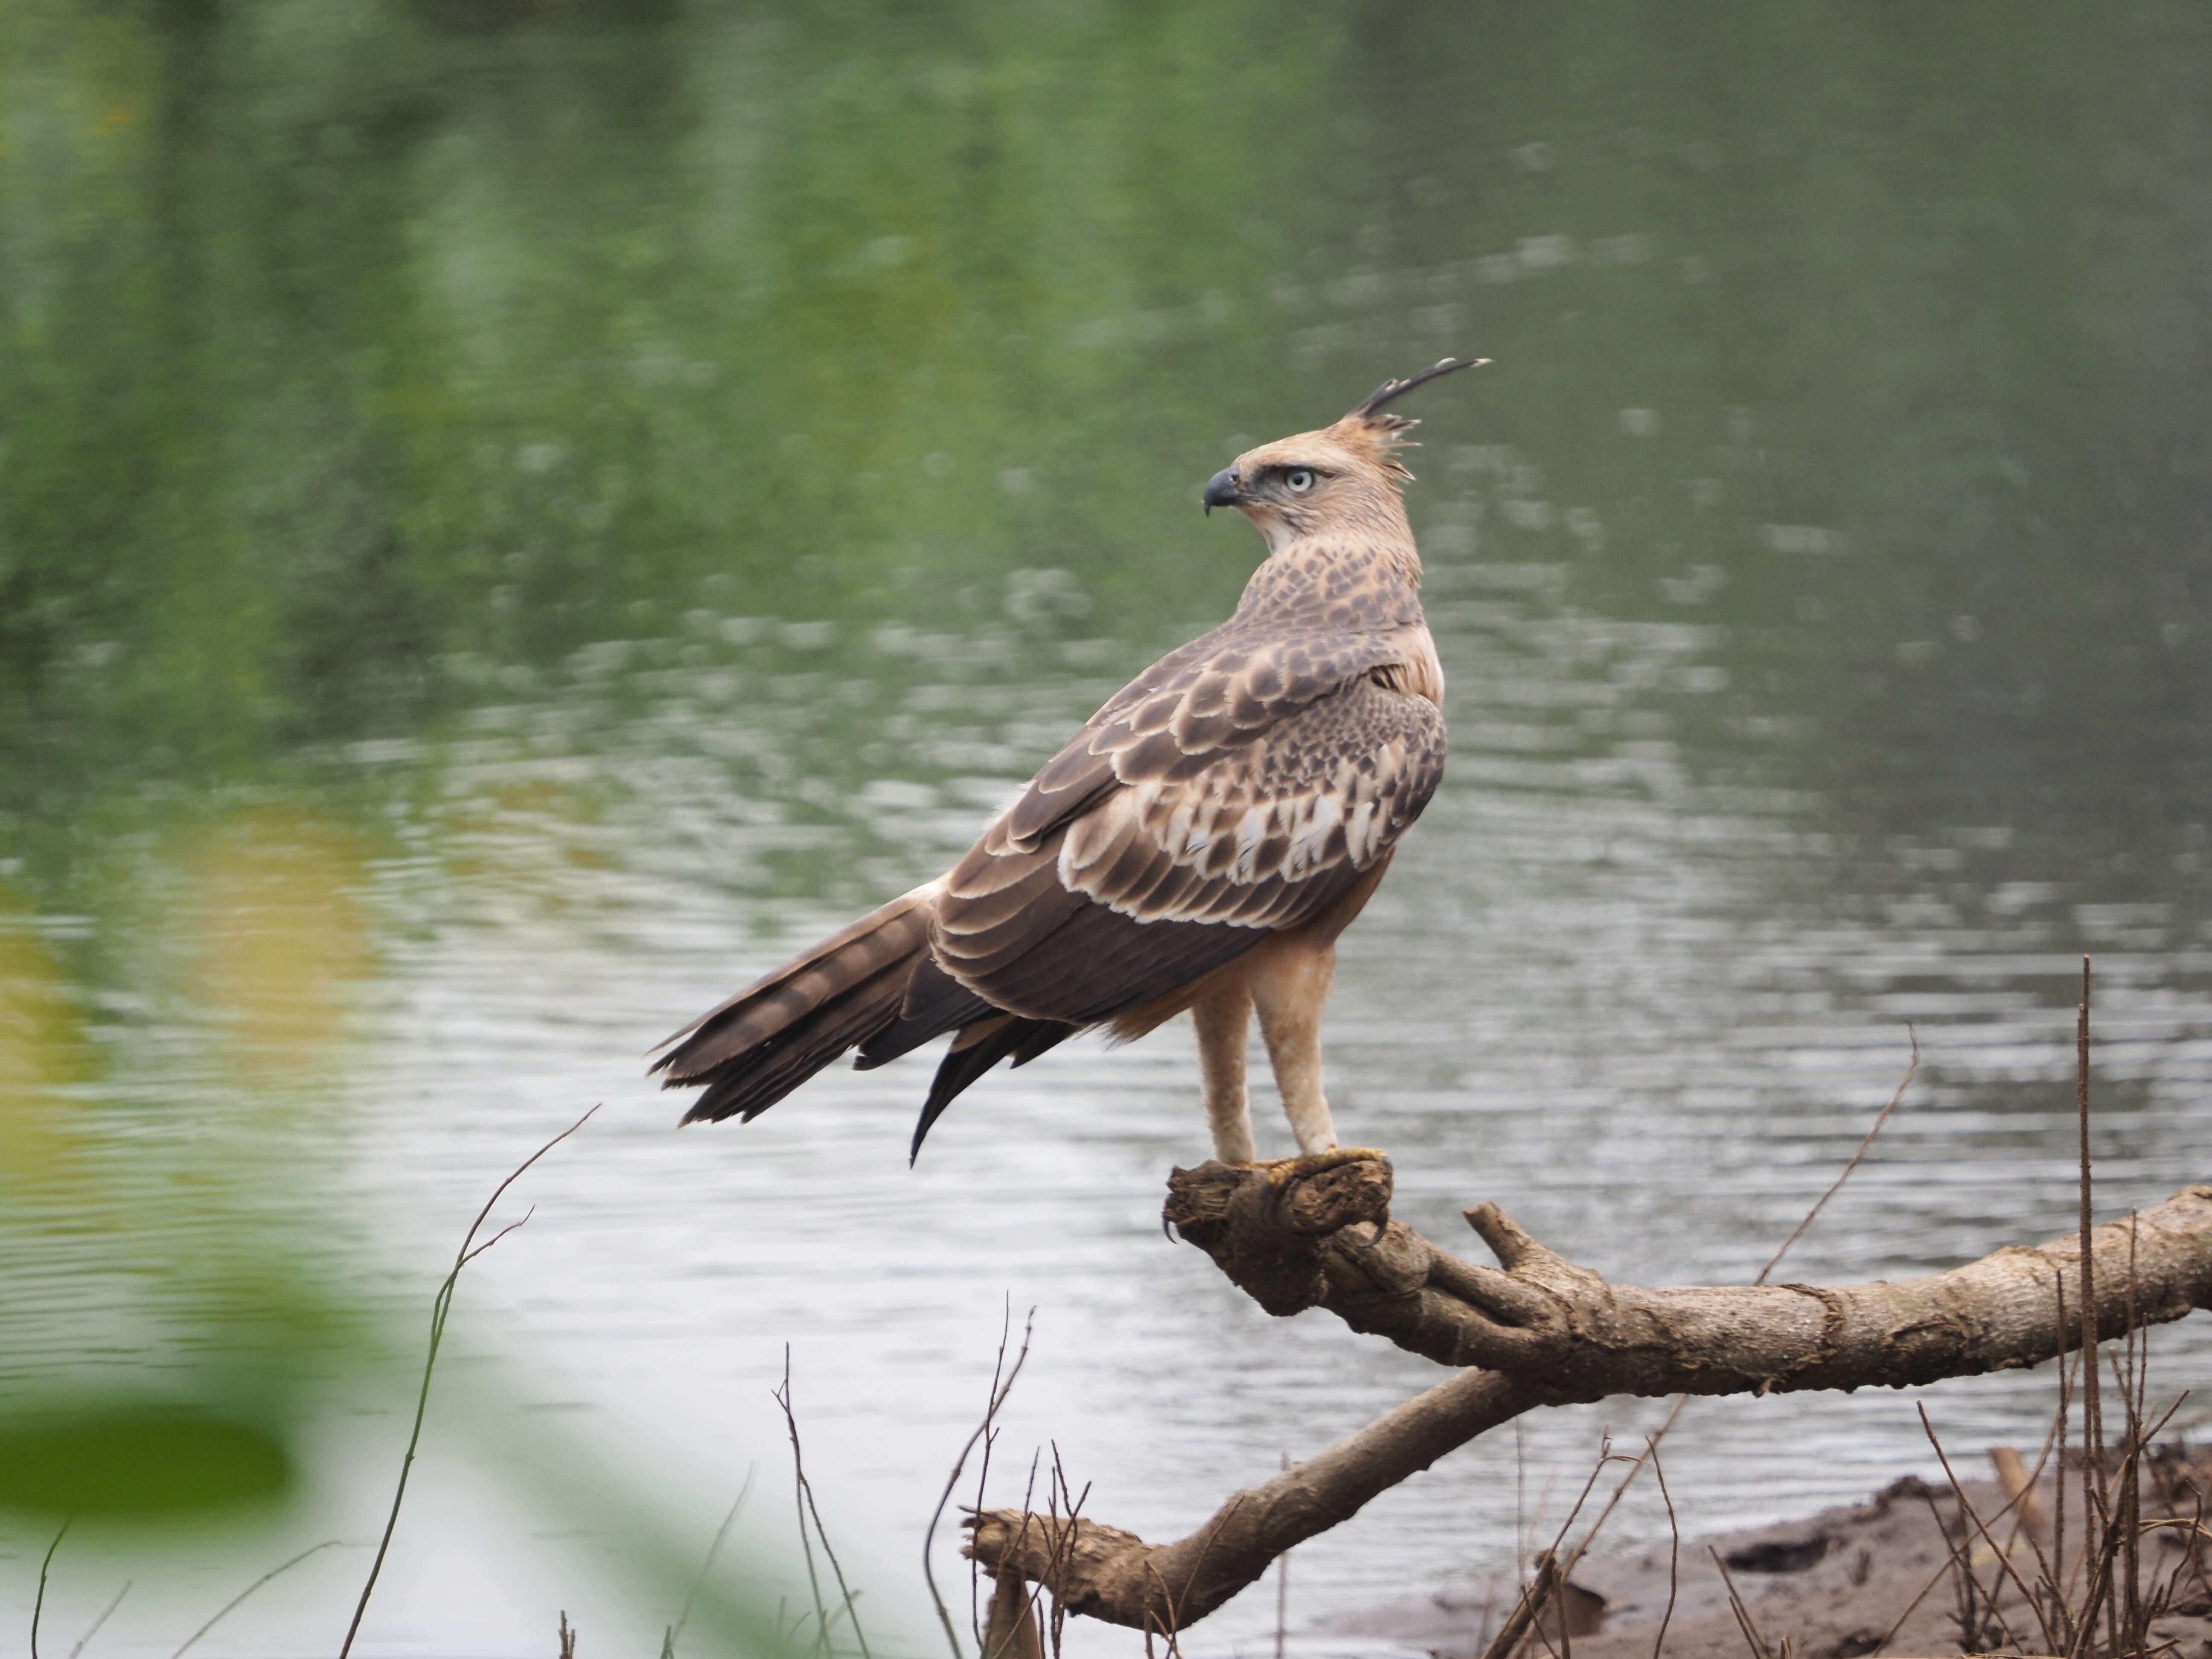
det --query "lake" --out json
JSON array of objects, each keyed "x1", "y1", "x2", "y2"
[{"x1": 3, "y1": 3, "x2": 2210, "y2": 1654}]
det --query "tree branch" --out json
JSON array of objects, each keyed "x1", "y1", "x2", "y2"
[{"x1": 964, "y1": 1165, "x2": 2212, "y2": 1633}]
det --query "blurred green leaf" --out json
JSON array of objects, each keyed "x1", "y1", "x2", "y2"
[{"x1": 0, "y1": 1407, "x2": 294, "y2": 1518}]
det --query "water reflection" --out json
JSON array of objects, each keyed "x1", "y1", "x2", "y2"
[{"x1": 3, "y1": 1, "x2": 2211, "y2": 1654}]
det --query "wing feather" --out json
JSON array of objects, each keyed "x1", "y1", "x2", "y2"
[{"x1": 934, "y1": 675, "x2": 1444, "y2": 1022}]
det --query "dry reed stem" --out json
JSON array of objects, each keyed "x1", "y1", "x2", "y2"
[
  {"x1": 775, "y1": 1351, "x2": 870, "y2": 1659},
  {"x1": 1648, "y1": 1441, "x2": 1680, "y2": 1659},
  {"x1": 1487, "y1": 1444, "x2": 1621, "y2": 1659},
  {"x1": 1481, "y1": 1036, "x2": 1925, "y2": 1650},
  {"x1": 1477, "y1": 1549, "x2": 1563, "y2": 1659},
  {"x1": 968, "y1": 1306, "x2": 1016, "y2": 1651},
  {"x1": 1919, "y1": 1408, "x2": 2047, "y2": 1649},
  {"x1": 169, "y1": 1540, "x2": 343, "y2": 1659},
  {"x1": 31, "y1": 1520, "x2": 68, "y2": 1659},
  {"x1": 1708, "y1": 1545, "x2": 1777, "y2": 1659},
  {"x1": 2075, "y1": 957, "x2": 2107, "y2": 1659},
  {"x1": 665, "y1": 1468, "x2": 754, "y2": 1659},
  {"x1": 926, "y1": 1307, "x2": 1033, "y2": 1659},
  {"x1": 67, "y1": 1580, "x2": 128, "y2": 1659},
  {"x1": 339, "y1": 1104, "x2": 597, "y2": 1659}
]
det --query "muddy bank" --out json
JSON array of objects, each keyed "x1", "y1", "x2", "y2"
[{"x1": 1323, "y1": 1453, "x2": 2212, "y2": 1659}]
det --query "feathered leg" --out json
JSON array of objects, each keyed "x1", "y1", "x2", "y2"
[
  {"x1": 1249, "y1": 938, "x2": 1339, "y2": 1155},
  {"x1": 1190, "y1": 981, "x2": 1257, "y2": 1163}
]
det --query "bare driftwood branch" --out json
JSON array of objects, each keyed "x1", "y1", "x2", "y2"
[
  {"x1": 1164, "y1": 1157, "x2": 2212, "y2": 1393},
  {"x1": 964, "y1": 1163, "x2": 2212, "y2": 1633}
]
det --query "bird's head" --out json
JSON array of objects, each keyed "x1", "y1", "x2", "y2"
[{"x1": 1202, "y1": 358, "x2": 1486, "y2": 551}]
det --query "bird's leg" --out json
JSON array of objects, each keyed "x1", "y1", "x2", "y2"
[
  {"x1": 1190, "y1": 983, "x2": 1257, "y2": 1164},
  {"x1": 1249, "y1": 939, "x2": 1339, "y2": 1156}
]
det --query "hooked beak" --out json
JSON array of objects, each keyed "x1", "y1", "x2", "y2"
[{"x1": 1201, "y1": 467, "x2": 1243, "y2": 515}]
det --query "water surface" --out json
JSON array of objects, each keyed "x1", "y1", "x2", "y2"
[{"x1": 3, "y1": 4, "x2": 2211, "y2": 1654}]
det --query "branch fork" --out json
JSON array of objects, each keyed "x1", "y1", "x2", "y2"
[{"x1": 965, "y1": 1154, "x2": 2212, "y2": 1633}]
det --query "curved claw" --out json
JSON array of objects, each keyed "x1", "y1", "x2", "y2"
[{"x1": 1344, "y1": 1219, "x2": 1391, "y2": 1254}]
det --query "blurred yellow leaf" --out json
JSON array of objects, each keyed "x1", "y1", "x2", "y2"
[
  {"x1": 0, "y1": 883, "x2": 90, "y2": 1190},
  {"x1": 179, "y1": 812, "x2": 373, "y2": 1077}
]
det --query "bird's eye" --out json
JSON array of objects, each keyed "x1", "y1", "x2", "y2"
[{"x1": 1285, "y1": 468, "x2": 1317, "y2": 494}]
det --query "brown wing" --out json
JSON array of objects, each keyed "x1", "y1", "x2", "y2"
[
  {"x1": 1001, "y1": 620, "x2": 1419, "y2": 850},
  {"x1": 932, "y1": 675, "x2": 1445, "y2": 1025}
]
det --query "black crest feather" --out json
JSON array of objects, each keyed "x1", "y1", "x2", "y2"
[{"x1": 1349, "y1": 356, "x2": 1489, "y2": 426}]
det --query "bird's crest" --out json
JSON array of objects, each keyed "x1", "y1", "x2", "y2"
[{"x1": 1327, "y1": 357, "x2": 1488, "y2": 478}]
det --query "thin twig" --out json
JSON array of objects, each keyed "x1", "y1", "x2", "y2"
[
  {"x1": 970, "y1": 1425, "x2": 1000, "y2": 1652},
  {"x1": 1013, "y1": 1444, "x2": 1090, "y2": 1659},
  {"x1": 1045, "y1": 1451, "x2": 1088, "y2": 1659},
  {"x1": 1992, "y1": 1415, "x2": 2070, "y2": 1645},
  {"x1": 1917, "y1": 1406, "x2": 2043, "y2": 1651},
  {"x1": 1478, "y1": 1550, "x2": 1562, "y2": 1659},
  {"x1": 1549, "y1": 1032, "x2": 1918, "y2": 1612},
  {"x1": 2120, "y1": 1220, "x2": 2146, "y2": 1653},
  {"x1": 339, "y1": 1103, "x2": 598, "y2": 1659},
  {"x1": 1148, "y1": 1492, "x2": 1249, "y2": 1656},
  {"x1": 926, "y1": 1308, "x2": 1034, "y2": 1659},
  {"x1": 67, "y1": 1581, "x2": 128, "y2": 1659},
  {"x1": 1482, "y1": 1444, "x2": 1618, "y2": 1659},
  {"x1": 992, "y1": 1451, "x2": 1047, "y2": 1659},
  {"x1": 1757, "y1": 1026, "x2": 1917, "y2": 1286},
  {"x1": 1924, "y1": 1483, "x2": 1985, "y2": 1653},
  {"x1": 1872, "y1": 1430, "x2": 2088, "y2": 1659},
  {"x1": 776, "y1": 1351, "x2": 832, "y2": 1657},
  {"x1": 1648, "y1": 1441, "x2": 1680, "y2": 1659},
  {"x1": 669, "y1": 1466, "x2": 755, "y2": 1655},
  {"x1": 1552, "y1": 1399, "x2": 1688, "y2": 1604},
  {"x1": 169, "y1": 1541, "x2": 343, "y2": 1659},
  {"x1": 776, "y1": 1352, "x2": 871, "y2": 1659},
  {"x1": 1870, "y1": 1540, "x2": 1966, "y2": 1656},
  {"x1": 1708, "y1": 1547, "x2": 1775, "y2": 1659},
  {"x1": 972, "y1": 1298, "x2": 1014, "y2": 1650},
  {"x1": 2077, "y1": 964, "x2": 2105, "y2": 1524},
  {"x1": 2070, "y1": 958, "x2": 2105, "y2": 1659},
  {"x1": 2054, "y1": 1272, "x2": 2075, "y2": 1638},
  {"x1": 32, "y1": 1519, "x2": 69, "y2": 1659}
]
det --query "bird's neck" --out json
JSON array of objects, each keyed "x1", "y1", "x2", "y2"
[{"x1": 1240, "y1": 527, "x2": 1427, "y2": 630}]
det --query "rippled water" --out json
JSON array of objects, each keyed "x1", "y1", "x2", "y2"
[
  {"x1": 19, "y1": 579, "x2": 2211, "y2": 1658},
  {"x1": 5, "y1": 3, "x2": 2212, "y2": 1654}
]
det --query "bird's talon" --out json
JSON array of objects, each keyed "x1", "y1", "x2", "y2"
[{"x1": 1235, "y1": 1147, "x2": 1390, "y2": 1184}]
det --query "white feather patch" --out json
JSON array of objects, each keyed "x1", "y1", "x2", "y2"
[
  {"x1": 1287, "y1": 792, "x2": 1341, "y2": 875},
  {"x1": 1231, "y1": 803, "x2": 1271, "y2": 882},
  {"x1": 1346, "y1": 800, "x2": 1378, "y2": 865}
]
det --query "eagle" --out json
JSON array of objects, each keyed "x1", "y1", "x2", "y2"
[{"x1": 652, "y1": 360, "x2": 1476, "y2": 1163}]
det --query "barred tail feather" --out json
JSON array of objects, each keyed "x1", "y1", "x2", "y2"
[
  {"x1": 651, "y1": 874, "x2": 1096, "y2": 1149},
  {"x1": 684, "y1": 956, "x2": 917, "y2": 1124},
  {"x1": 652, "y1": 886, "x2": 940, "y2": 1124}
]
